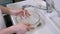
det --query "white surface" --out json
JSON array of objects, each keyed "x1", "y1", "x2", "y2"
[
  {"x1": 38, "y1": 8, "x2": 60, "y2": 30},
  {"x1": 50, "y1": 13, "x2": 60, "y2": 29},
  {"x1": 0, "y1": 9, "x2": 6, "y2": 29},
  {"x1": 54, "y1": 0, "x2": 60, "y2": 11},
  {"x1": 38, "y1": 0, "x2": 60, "y2": 30},
  {"x1": 7, "y1": 1, "x2": 60, "y2": 34},
  {"x1": 25, "y1": 0, "x2": 46, "y2": 7}
]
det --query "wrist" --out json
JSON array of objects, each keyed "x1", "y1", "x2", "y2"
[{"x1": 7, "y1": 26, "x2": 17, "y2": 34}]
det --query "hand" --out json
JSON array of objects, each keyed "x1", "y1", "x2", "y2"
[
  {"x1": 12, "y1": 23, "x2": 31, "y2": 34},
  {"x1": 9, "y1": 9, "x2": 30, "y2": 17},
  {"x1": 17, "y1": 10, "x2": 30, "y2": 18}
]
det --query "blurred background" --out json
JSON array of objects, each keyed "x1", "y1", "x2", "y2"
[{"x1": 0, "y1": 0, "x2": 25, "y2": 6}]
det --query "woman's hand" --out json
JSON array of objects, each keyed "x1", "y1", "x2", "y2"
[
  {"x1": 0, "y1": 23, "x2": 32, "y2": 34},
  {"x1": 9, "y1": 9, "x2": 30, "y2": 17},
  {"x1": 11, "y1": 23, "x2": 31, "y2": 34}
]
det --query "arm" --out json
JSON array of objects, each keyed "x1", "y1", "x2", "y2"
[
  {"x1": 0, "y1": 5, "x2": 9, "y2": 14},
  {"x1": 0, "y1": 23, "x2": 31, "y2": 34},
  {"x1": 0, "y1": 5, "x2": 30, "y2": 17},
  {"x1": 0, "y1": 5, "x2": 25, "y2": 15},
  {"x1": 0, "y1": 26, "x2": 16, "y2": 34}
]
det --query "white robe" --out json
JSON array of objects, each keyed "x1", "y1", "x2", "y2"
[{"x1": 0, "y1": 9, "x2": 6, "y2": 29}]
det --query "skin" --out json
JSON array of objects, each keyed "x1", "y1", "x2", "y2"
[
  {"x1": 0, "y1": 23, "x2": 31, "y2": 34},
  {"x1": 0, "y1": 5, "x2": 9, "y2": 14},
  {"x1": 0, "y1": 5, "x2": 31, "y2": 34},
  {"x1": 0, "y1": 5, "x2": 30, "y2": 16}
]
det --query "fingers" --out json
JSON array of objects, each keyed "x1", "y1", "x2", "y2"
[
  {"x1": 17, "y1": 10, "x2": 30, "y2": 18},
  {"x1": 24, "y1": 10, "x2": 31, "y2": 17},
  {"x1": 23, "y1": 22, "x2": 30, "y2": 25},
  {"x1": 23, "y1": 23, "x2": 34, "y2": 31},
  {"x1": 18, "y1": 23, "x2": 34, "y2": 31}
]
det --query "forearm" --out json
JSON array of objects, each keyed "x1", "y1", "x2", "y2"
[
  {"x1": 0, "y1": 26, "x2": 16, "y2": 34},
  {"x1": 0, "y1": 5, "x2": 9, "y2": 14}
]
